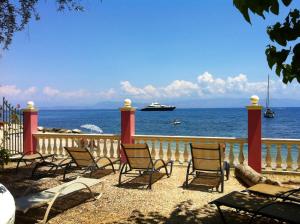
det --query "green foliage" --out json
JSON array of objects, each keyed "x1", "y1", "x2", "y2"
[
  {"x1": 0, "y1": 0, "x2": 83, "y2": 49},
  {"x1": 233, "y1": 0, "x2": 300, "y2": 84},
  {"x1": 0, "y1": 147, "x2": 10, "y2": 165}
]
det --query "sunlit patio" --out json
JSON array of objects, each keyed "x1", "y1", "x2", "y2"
[{"x1": 1, "y1": 162, "x2": 299, "y2": 224}]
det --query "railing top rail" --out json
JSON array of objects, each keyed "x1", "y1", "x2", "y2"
[
  {"x1": 33, "y1": 133, "x2": 120, "y2": 139},
  {"x1": 262, "y1": 138, "x2": 300, "y2": 144},
  {"x1": 134, "y1": 134, "x2": 247, "y2": 142}
]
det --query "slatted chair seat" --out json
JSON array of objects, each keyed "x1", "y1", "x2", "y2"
[
  {"x1": 119, "y1": 143, "x2": 173, "y2": 189},
  {"x1": 15, "y1": 177, "x2": 103, "y2": 224},
  {"x1": 210, "y1": 191, "x2": 300, "y2": 224},
  {"x1": 185, "y1": 143, "x2": 225, "y2": 192},
  {"x1": 63, "y1": 147, "x2": 119, "y2": 180},
  {"x1": 31, "y1": 158, "x2": 73, "y2": 178},
  {"x1": 247, "y1": 183, "x2": 300, "y2": 203},
  {"x1": 11, "y1": 152, "x2": 56, "y2": 174}
]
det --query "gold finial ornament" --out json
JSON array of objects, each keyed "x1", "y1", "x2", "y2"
[
  {"x1": 250, "y1": 95, "x2": 259, "y2": 106},
  {"x1": 124, "y1": 99, "x2": 132, "y2": 108},
  {"x1": 26, "y1": 101, "x2": 35, "y2": 109}
]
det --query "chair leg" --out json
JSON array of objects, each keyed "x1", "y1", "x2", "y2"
[
  {"x1": 167, "y1": 161, "x2": 173, "y2": 177},
  {"x1": 118, "y1": 163, "x2": 127, "y2": 186},
  {"x1": 220, "y1": 177, "x2": 224, "y2": 193},
  {"x1": 31, "y1": 162, "x2": 41, "y2": 178},
  {"x1": 216, "y1": 205, "x2": 227, "y2": 224},
  {"x1": 185, "y1": 161, "x2": 192, "y2": 188},
  {"x1": 63, "y1": 164, "x2": 71, "y2": 181},
  {"x1": 148, "y1": 170, "x2": 153, "y2": 190},
  {"x1": 223, "y1": 161, "x2": 230, "y2": 180}
]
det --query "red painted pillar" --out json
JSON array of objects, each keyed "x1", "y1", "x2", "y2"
[
  {"x1": 120, "y1": 99, "x2": 136, "y2": 163},
  {"x1": 23, "y1": 102, "x2": 38, "y2": 155},
  {"x1": 247, "y1": 96, "x2": 262, "y2": 173}
]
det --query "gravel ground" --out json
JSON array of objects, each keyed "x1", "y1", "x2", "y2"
[{"x1": 1, "y1": 163, "x2": 299, "y2": 224}]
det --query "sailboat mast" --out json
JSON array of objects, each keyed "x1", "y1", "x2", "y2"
[{"x1": 266, "y1": 74, "x2": 270, "y2": 108}]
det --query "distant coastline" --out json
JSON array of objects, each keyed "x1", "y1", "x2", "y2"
[{"x1": 35, "y1": 98, "x2": 300, "y2": 110}]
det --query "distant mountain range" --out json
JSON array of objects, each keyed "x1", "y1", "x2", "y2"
[{"x1": 38, "y1": 98, "x2": 300, "y2": 110}]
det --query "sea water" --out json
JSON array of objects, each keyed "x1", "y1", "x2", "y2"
[
  {"x1": 38, "y1": 108, "x2": 300, "y2": 160},
  {"x1": 38, "y1": 108, "x2": 300, "y2": 139}
]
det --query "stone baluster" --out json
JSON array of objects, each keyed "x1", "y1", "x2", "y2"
[
  {"x1": 159, "y1": 141, "x2": 164, "y2": 160},
  {"x1": 71, "y1": 138, "x2": 75, "y2": 147},
  {"x1": 41, "y1": 137, "x2": 46, "y2": 154},
  {"x1": 103, "y1": 139, "x2": 108, "y2": 157},
  {"x1": 183, "y1": 142, "x2": 189, "y2": 163},
  {"x1": 110, "y1": 139, "x2": 114, "y2": 158},
  {"x1": 151, "y1": 141, "x2": 156, "y2": 159},
  {"x1": 238, "y1": 143, "x2": 244, "y2": 164},
  {"x1": 53, "y1": 138, "x2": 58, "y2": 155},
  {"x1": 167, "y1": 142, "x2": 172, "y2": 161},
  {"x1": 97, "y1": 139, "x2": 101, "y2": 157},
  {"x1": 265, "y1": 143, "x2": 272, "y2": 169},
  {"x1": 229, "y1": 143, "x2": 234, "y2": 166},
  {"x1": 276, "y1": 144, "x2": 282, "y2": 170},
  {"x1": 59, "y1": 137, "x2": 64, "y2": 156},
  {"x1": 175, "y1": 141, "x2": 180, "y2": 162},
  {"x1": 48, "y1": 138, "x2": 53, "y2": 155},
  {"x1": 286, "y1": 144, "x2": 293, "y2": 170},
  {"x1": 117, "y1": 139, "x2": 121, "y2": 158},
  {"x1": 36, "y1": 136, "x2": 41, "y2": 153}
]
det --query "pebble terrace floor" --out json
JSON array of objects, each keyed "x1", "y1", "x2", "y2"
[{"x1": 1, "y1": 164, "x2": 299, "y2": 224}]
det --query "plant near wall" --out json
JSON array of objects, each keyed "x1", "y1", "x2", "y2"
[{"x1": 0, "y1": 146, "x2": 10, "y2": 169}]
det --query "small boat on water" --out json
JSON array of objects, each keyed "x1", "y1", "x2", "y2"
[
  {"x1": 172, "y1": 119, "x2": 181, "y2": 125},
  {"x1": 264, "y1": 74, "x2": 275, "y2": 118},
  {"x1": 141, "y1": 102, "x2": 176, "y2": 111}
]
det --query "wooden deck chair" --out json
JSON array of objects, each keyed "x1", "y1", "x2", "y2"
[
  {"x1": 210, "y1": 191, "x2": 300, "y2": 224},
  {"x1": 31, "y1": 156, "x2": 73, "y2": 178},
  {"x1": 185, "y1": 143, "x2": 224, "y2": 192},
  {"x1": 246, "y1": 183, "x2": 300, "y2": 203},
  {"x1": 11, "y1": 152, "x2": 56, "y2": 174},
  {"x1": 119, "y1": 143, "x2": 173, "y2": 189},
  {"x1": 15, "y1": 177, "x2": 103, "y2": 224},
  {"x1": 63, "y1": 147, "x2": 119, "y2": 180}
]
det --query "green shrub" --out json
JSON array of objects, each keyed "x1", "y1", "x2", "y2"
[{"x1": 0, "y1": 147, "x2": 10, "y2": 165}]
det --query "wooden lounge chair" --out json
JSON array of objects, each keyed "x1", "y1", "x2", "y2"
[
  {"x1": 15, "y1": 177, "x2": 103, "y2": 224},
  {"x1": 246, "y1": 183, "x2": 300, "y2": 202},
  {"x1": 11, "y1": 152, "x2": 56, "y2": 174},
  {"x1": 185, "y1": 143, "x2": 225, "y2": 192},
  {"x1": 119, "y1": 143, "x2": 173, "y2": 189},
  {"x1": 63, "y1": 147, "x2": 119, "y2": 180},
  {"x1": 210, "y1": 191, "x2": 300, "y2": 224},
  {"x1": 31, "y1": 156, "x2": 73, "y2": 178}
]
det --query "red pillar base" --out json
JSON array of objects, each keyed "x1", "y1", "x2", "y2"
[
  {"x1": 247, "y1": 105, "x2": 262, "y2": 173},
  {"x1": 23, "y1": 109, "x2": 38, "y2": 155},
  {"x1": 120, "y1": 107, "x2": 136, "y2": 163}
]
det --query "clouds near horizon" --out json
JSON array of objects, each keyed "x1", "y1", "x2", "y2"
[{"x1": 1, "y1": 72, "x2": 300, "y2": 106}]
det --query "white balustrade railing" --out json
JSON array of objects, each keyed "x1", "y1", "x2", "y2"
[
  {"x1": 262, "y1": 138, "x2": 300, "y2": 171},
  {"x1": 33, "y1": 133, "x2": 300, "y2": 172},
  {"x1": 33, "y1": 133, "x2": 120, "y2": 159},
  {"x1": 134, "y1": 135, "x2": 300, "y2": 172}
]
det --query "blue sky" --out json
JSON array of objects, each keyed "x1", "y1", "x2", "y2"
[{"x1": 0, "y1": 0, "x2": 299, "y2": 107}]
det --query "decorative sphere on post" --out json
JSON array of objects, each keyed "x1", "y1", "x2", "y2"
[
  {"x1": 27, "y1": 101, "x2": 35, "y2": 109},
  {"x1": 250, "y1": 95, "x2": 259, "y2": 106},
  {"x1": 124, "y1": 99, "x2": 132, "y2": 108}
]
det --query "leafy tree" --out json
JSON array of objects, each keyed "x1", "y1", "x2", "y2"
[
  {"x1": 0, "y1": 0, "x2": 83, "y2": 50},
  {"x1": 233, "y1": 0, "x2": 300, "y2": 84}
]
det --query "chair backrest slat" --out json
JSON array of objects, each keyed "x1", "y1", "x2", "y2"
[
  {"x1": 190, "y1": 143, "x2": 223, "y2": 171},
  {"x1": 65, "y1": 147, "x2": 96, "y2": 167},
  {"x1": 121, "y1": 143, "x2": 153, "y2": 169}
]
